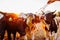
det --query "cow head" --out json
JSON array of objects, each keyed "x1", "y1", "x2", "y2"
[{"x1": 44, "y1": 10, "x2": 56, "y2": 24}]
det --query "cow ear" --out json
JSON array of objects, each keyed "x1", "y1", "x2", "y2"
[
  {"x1": 52, "y1": 10, "x2": 56, "y2": 14},
  {"x1": 53, "y1": 14, "x2": 56, "y2": 18}
]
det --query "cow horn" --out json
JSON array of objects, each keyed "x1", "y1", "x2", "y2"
[
  {"x1": 0, "y1": 11, "x2": 6, "y2": 15},
  {"x1": 0, "y1": 11, "x2": 3, "y2": 13},
  {"x1": 41, "y1": 10, "x2": 45, "y2": 15}
]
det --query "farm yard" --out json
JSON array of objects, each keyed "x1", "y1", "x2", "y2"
[
  {"x1": 2, "y1": 15, "x2": 60, "y2": 40},
  {"x1": 0, "y1": 0, "x2": 60, "y2": 40}
]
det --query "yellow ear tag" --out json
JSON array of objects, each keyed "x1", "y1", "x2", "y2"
[{"x1": 9, "y1": 17, "x2": 12, "y2": 21}]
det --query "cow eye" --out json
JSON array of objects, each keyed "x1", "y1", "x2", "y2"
[{"x1": 0, "y1": 13, "x2": 4, "y2": 19}]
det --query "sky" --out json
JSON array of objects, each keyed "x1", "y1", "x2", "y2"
[{"x1": 0, "y1": 0, "x2": 60, "y2": 14}]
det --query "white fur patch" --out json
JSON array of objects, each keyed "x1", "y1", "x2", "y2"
[{"x1": 0, "y1": 13, "x2": 4, "y2": 19}]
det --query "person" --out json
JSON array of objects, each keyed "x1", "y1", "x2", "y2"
[{"x1": 47, "y1": 0, "x2": 60, "y2": 4}]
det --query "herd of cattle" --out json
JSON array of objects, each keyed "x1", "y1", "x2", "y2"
[{"x1": 0, "y1": 11, "x2": 60, "y2": 40}]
